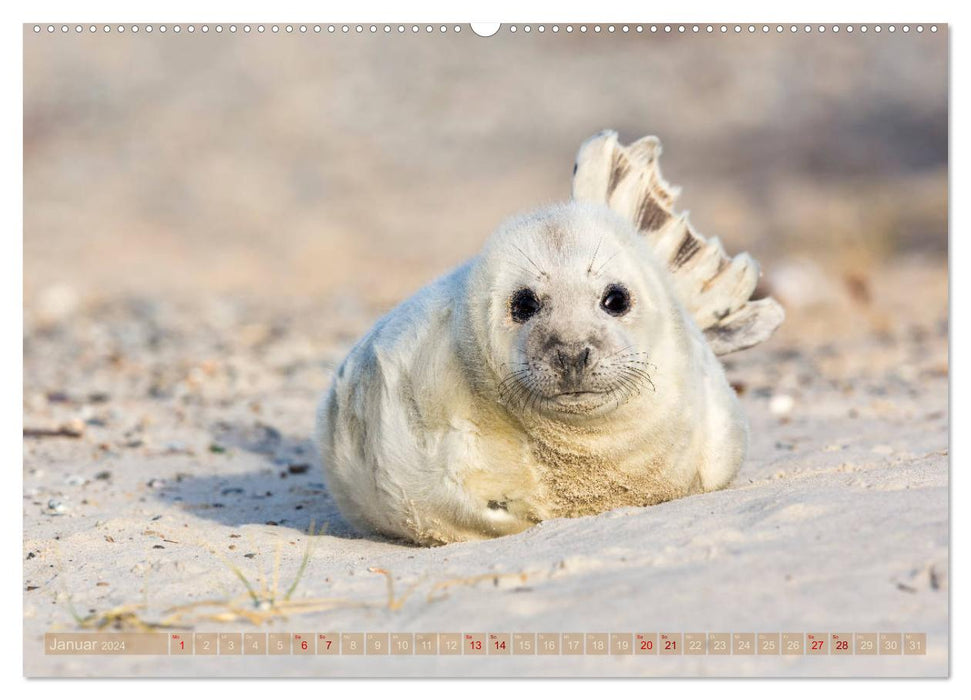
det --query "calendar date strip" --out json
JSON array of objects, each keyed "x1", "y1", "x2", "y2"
[{"x1": 45, "y1": 632, "x2": 927, "y2": 656}]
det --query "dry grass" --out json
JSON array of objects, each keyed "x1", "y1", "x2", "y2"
[{"x1": 60, "y1": 524, "x2": 536, "y2": 630}]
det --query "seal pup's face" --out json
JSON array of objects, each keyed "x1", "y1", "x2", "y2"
[{"x1": 469, "y1": 202, "x2": 674, "y2": 420}]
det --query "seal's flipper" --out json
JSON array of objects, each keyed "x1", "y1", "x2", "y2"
[{"x1": 571, "y1": 130, "x2": 784, "y2": 355}]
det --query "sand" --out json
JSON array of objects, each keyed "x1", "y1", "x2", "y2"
[{"x1": 22, "y1": 258, "x2": 948, "y2": 677}]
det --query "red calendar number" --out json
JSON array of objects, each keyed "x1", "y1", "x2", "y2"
[
  {"x1": 640, "y1": 640, "x2": 653, "y2": 651},
  {"x1": 469, "y1": 640, "x2": 482, "y2": 650},
  {"x1": 836, "y1": 641, "x2": 848, "y2": 650},
  {"x1": 665, "y1": 640, "x2": 677, "y2": 651},
  {"x1": 494, "y1": 640, "x2": 506, "y2": 651}
]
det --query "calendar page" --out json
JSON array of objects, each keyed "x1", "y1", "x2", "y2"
[{"x1": 22, "y1": 20, "x2": 948, "y2": 678}]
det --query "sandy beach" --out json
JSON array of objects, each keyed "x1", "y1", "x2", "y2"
[{"x1": 23, "y1": 257, "x2": 949, "y2": 676}]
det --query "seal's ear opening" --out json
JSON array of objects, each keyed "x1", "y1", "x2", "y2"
[{"x1": 571, "y1": 130, "x2": 784, "y2": 355}]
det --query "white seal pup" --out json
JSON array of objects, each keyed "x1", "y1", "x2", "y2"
[{"x1": 316, "y1": 131, "x2": 784, "y2": 545}]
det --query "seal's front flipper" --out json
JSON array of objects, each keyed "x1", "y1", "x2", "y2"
[{"x1": 571, "y1": 130, "x2": 784, "y2": 356}]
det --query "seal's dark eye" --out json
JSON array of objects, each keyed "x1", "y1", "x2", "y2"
[
  {"x1": 601, "y1": 284, "x2": 631, "y2": 316},
  {"x1": 510, "y1": 288, "x2": 542, "y2": 323}
]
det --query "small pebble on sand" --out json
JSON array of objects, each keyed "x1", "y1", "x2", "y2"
[
  {"x1": 769, "y1": 394, "x2": 795, "y2": 417},
  {"x1": 46, "y1": 499, "x2": 67, "y2": 515}
]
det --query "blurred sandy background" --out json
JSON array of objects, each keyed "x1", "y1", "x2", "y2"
[
  {"x1": 24, "y1": 26, "x2": 948, "y2": 677},
  {"x1": 25, "y1": 27, "x2": 946, "y2": 310}
]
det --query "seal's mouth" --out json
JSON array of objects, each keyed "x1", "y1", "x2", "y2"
[
  {"x1": 552, "y1": 390, "x2": 606, "y2": 407},
  {"x1": 542, "y1": 390, "x2": 616, "y2": 416},
  {"x1": 497, "y1": 358, "x2": 654, "y2": 416}
]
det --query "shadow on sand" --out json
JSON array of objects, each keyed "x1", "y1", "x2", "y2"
[{"x1": 150, "y1": 420, "x2": 399, "y2": 543}]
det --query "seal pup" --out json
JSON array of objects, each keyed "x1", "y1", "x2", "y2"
[{"x1": 317, "y1": 131, "x2": 784, "y2": 545}]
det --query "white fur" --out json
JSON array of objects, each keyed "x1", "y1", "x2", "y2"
[
  {"x1": 316, "y1": 202, "x2": 748, "y2": 545},
  {"x1": 572, "y1": 130, "x2": 785, "y2": 355}
]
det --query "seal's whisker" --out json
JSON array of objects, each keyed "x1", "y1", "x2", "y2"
[
  {"x1": 614, "y1": 374, "x2": 639, "y2": 402},
  {"x1": 599, "y1": 344, "x2": 637, "y2": 361},
  {"x1": 593, "y1": 251, "x2": 620, "y2": 276},
  {"x1": 497, "y1": 368, "x2": 531, "y2": 388},
  {"x1": 622, "y1": 366, "x2": 656, "y2": 393},
  {"x1": 503, "y1": 377, "x2": 531, "y2": 407},
  {"x1": 504, "y1": 261, "x2": 541, "y2": 279},
  {"x1": 511, "y1": 244, "x2": 548, "y2": 278},
  {"x1": 497, "y1": 371, "x2": 531, "y2": 400},
  {"x1": 586, "y1": 233, "x2": 605, "y2": 275}
]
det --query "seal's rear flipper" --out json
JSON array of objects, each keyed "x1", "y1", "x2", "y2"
[{"x1": 571, "y1": 129, "x2": 784, "y2": 355}]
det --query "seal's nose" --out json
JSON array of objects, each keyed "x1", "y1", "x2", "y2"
[{"x1": 554, "y1": 346, "x2": 591, "y2": 385}]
